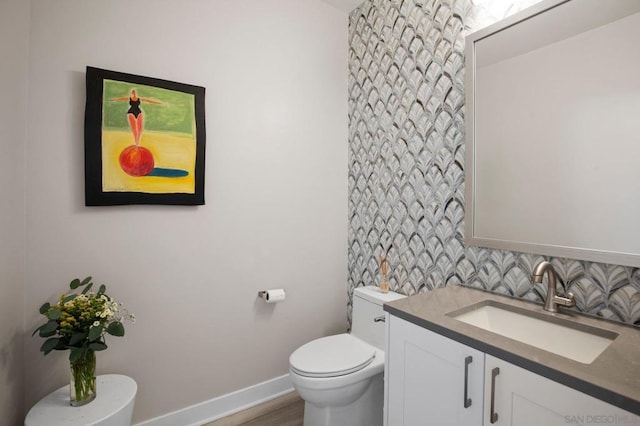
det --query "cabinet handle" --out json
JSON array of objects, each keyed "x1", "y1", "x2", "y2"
[
  {"x1": 490, "y1": 367, "x2": 500, "y2": 424},
  {"x1": 463, "y1": 356, "x2": 472, "y2": 408}
]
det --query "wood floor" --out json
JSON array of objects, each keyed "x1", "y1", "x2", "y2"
[{"x1": 203, "y1": 392, "x2": 304, "y2": 426}]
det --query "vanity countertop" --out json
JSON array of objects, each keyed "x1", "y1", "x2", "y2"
[{"x1": 383, "y1": 285, "x2": 640, "y2": 415}]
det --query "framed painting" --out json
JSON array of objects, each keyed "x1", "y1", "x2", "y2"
[{"x1": 84, "y1": 66, "x2": 206, "y2": 205}]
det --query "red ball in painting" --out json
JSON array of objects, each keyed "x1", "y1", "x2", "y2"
[{"x1": 119, "y1": 145, "x2": 155, "y2": 176}]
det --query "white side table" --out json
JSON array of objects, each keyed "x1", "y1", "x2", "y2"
[{"x1": 25, "y1": 374, "x2": 137, "y2": 426}]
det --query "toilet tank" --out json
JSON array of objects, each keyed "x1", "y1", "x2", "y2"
[{"x1": 351, "y1": 286, "x2": 406, "y2": 350}]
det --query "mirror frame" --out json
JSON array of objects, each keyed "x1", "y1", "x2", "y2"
[{"x1": 464, "y1": 0, "x2": 640, "y2": 267}]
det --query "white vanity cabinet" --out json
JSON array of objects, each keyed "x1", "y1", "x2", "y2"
[
  {"x1": 386, "y1": 315, "x2": 640, "y2": 426},
  {"x1": 484, "y1": 355, "x2": 639, "y2": 426},
  {"x1": 386, "y1": 315, "x2": 484, "y2": 426}
]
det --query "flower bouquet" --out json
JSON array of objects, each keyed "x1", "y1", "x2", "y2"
[{"x1": 33, "y1": 277, "x2": 134, "y2": 406}]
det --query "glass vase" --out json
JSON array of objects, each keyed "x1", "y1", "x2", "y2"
[{"x1": 70, "y1": 350, "x2": 96, "y2": 406}]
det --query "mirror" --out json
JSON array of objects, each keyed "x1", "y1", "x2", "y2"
[{"x1": 465, "y1": 0, "x2": 640, "y2": 267}]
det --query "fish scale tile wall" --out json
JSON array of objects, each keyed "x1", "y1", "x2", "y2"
[{"x1": 347, "y1": 0, "x2": 640, "y2": 325}]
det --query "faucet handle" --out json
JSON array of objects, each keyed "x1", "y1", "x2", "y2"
[
  {"x1": 553, "y1": 292, "x2": 576, "y2": 308},
  {"x1": 566, "y1": 291, "x2": 576, "y2": 306}
]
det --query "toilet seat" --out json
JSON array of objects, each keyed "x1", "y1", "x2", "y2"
[{"x1": 289, "y1": 334, "x2": 376, "y2": 378}]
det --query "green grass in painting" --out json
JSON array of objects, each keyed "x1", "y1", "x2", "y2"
[{"x1": 102, "y1": 79, "x2": 195, "y2": 137}]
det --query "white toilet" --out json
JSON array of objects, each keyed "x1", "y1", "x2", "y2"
[{"x1": 289, "y1": 286, "x2": 405, "y2": 426}]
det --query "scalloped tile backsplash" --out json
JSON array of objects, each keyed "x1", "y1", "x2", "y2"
[{"x1": 347, "y1": 0, "x2": 640, "y2": 325}]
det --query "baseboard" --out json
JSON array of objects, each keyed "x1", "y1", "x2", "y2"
[{"x1": 135, "y1": 374, "x2": 293, "y2": 426}]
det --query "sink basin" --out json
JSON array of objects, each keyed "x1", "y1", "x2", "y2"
[{"x1": 449, "y1": 301, "x2": 618, "y2": 364}]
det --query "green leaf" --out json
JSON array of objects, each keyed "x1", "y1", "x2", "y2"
[
  {"x1": 39, "y1": 302, "x2": 51, "y2": 315},
  {"x1": 38, "y1": 320, "x2": 58, "y2": 337},
  {"x1": 40, "y1": 338, "x2": 59, "y2": 355},
  {"x1": 89, "y1": 342, "x2": 107, "y2": 351},
  {"x1": 69, "y1": 332, "x2": 87, "y2": 346},
  {"x1": 80, "y1": 276, "x2": 92, "y2": 286},
  {"x1": 69, "y1": 348, "x2": 84, "y2": 363},
  {"x1": 47, "y1": 309, "x2": 62, "y2": 320},
  {"x1": 97, "y1": 284, "x2": 106, "y2": 295},
  {"x1": 88, "y1": 325, "x2": 102, "y2": 341},
  {"x1": 106, "y1": 321, "x2": 125, "y2": 337},
  {"x1": 81, "y1": 283, "x2": 93, "y2": 294},
  {"x1": 62, "y1": 293, "x2": 77, "y2": 304},
  {"x1": 69, "y1": 278, "x2": 81, "y2": 289},
  {"x1": 32, "y1": 322, "x2": 49, "y2": 336},
  {"x1": 39, "y1": 328, "x2": 57, "y2": 338}
]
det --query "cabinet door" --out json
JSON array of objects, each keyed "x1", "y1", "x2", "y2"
[
  {"x1": 386, "y1": 315, "x2": 484, "y2": 426},
  {"x1": 484, "y1": 355, "x2": 640, "y2": 426}
]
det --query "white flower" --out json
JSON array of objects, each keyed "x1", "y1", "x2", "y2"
[{"x1": 93, "y1": 321, "x2": 100, "y2": 327}]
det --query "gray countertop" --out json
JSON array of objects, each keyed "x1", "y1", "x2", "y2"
[{"x1": 383, "y1": 284, "x2": 640, "y2": 414}]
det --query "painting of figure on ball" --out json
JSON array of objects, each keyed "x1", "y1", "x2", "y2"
[{"x1": 84, "y1": 66, "x2": 206, "y2": 206}]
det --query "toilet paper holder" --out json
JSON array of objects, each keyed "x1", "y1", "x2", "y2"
[{"x1": 257, "y1": 289, "x2": 286, "y2": 303}]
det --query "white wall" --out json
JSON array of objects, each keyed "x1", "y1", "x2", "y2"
[
  {"x1": 0, "y1": 0, "x2": 28, "y2": 423},
  {"x1": 24, "y1": 0, "x2": 348, "y2": 422}
]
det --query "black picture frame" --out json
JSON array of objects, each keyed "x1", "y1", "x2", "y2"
[{"x1": 84, "y1": 66, "x2": 206, "y2": 206}]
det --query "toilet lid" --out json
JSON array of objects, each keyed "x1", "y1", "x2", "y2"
[{"x1": 289, "y1": 334, "x2": 376, "y2": 378}]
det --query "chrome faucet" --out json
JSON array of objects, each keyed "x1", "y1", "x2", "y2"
[{"x1": 531, "y1": 261, "x2": 576, "y2": 313}]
